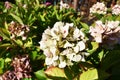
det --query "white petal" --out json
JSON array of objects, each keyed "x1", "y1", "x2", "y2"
[
  {"x1": 43, "y1": 48, "x2": 52, "y2": 57},
  {"x1": 53, "y1": 56, "x2": 58, "y2": 60},
  {"x1": 50, "y1": 46, "x2": 58, "y2": 56},
  {"x1": 59, "y1": 61, "x2": 66, "y2": 68},
  {"x1": 61, "y1": 24, "x2": 69, "y2": 38},
  {"x1": 45, "y1": 57, "x2": 53, "y2": 65},
  {"x1": 77, "y1": 41, "x2": 86, "y2": 51},
  {"x1": 63, "y1": 41, "x2": 74, "y2": 48},
  {"x1": 74, "y1": 45, "x2": 80, "y2": 53},
  {"x1": 72, "y1": 55, "x2": 81, "y2": 62}
]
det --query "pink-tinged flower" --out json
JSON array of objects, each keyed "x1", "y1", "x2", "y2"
[
  {"x1": 0, "y1": 36, "x2": 3, "y2": 42},
  {"x1": 89, "y1": 20, "x2": 120, "y2": 48},
  {"x1": 45, "y1": 2, "x2": 51, "y2": 6},
  {"x1": 2, "y1": 54, "x2": 32, "y2": 80},
  {"x1": 112, "y1": 4, "x2": 120, "y2": 15},
  {"x1": 8, "y1": 21, "x2": 30, "y2": 40},
  {"x1": 4, "y1": 1, "x2": 12, "y2": 9},
  {"x1": 89, "y1": 21, "x2": 106, "y2": 43}
]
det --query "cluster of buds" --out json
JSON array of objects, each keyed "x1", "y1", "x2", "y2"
[
  {"x1": 89, "y1": 20, "x2": 120, "y2": 48},
  {"x1": 90, "y1": 2, "x2": 107, "y2": 14},
  {"x1": 60, "y1": 0, "x2": 70, "y2": 10},
  {"x1": 2, "y1": 54, "x2": 32, "y2": 80},
  {"x1": 39, "y1": 22, "x2": 89, "y2": 68},
  {"x1": 112, "y1": 4, "x2": 120, "y2": 15},
  {"x1": 8, "y1": 21, "x2": 30, "y2": 40}
]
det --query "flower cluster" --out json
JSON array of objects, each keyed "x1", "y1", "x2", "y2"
[
  {"x1": 60, "y1": 1, "x2": 70, "y2": 10},
  {"x1": 89, "y1": 20, "x2": 120, "y2": 48},
  {"x1": 90, "y1": 2, "x2": 107, "y2": 14},
  {"x1": 39, "y1": 22, "x2": 89, "y2": 68},
  {"x1": 112, "y1": 4, "x2": 120, "y2": 15},
  {"x1": 8, "y1": 21, "x2": 30, "y2": 40},
  {"x1": 2, "y1": 54, "x2": 32, "y2": 80}
]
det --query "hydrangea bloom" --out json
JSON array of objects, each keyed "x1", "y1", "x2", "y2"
[
  {"x1": 39, "y1": 22, "x2": 89, "y2": 68},
  {"x1": 112, "y1": 4, "x2": 120, "y2": 15},
  {"x1": 90, "y1": 2, "x2": 107, "y2": 14},
  {"x1": 89, "y1": 20, "x2": 120, "y2": 48}
]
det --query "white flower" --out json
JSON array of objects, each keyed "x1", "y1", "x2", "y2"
[
  {"x1": 18, "y1": 31, "x2": 24, "y2": 36},
  {"x1": 59, "y1": 60, "x2": 67, "y2": 68},
  {"x1": 90, "y1": 2, "x2": 107, "y2": 14},
  {"x1": 61, "y1": 48, "x2": 73, "y2": 55},
  {"x1": 72, "y1": 54, "x2": 82, "y2": 62},
  {"x1": 50, "y1": 46, "x2": 58, "y2": 56},
  {"x1": 74, "y1": 45, "x2": 80, "y2": 53},
  {"x1": 60, "y1": 23, "x2": 70, "y2": 38},
  {"x1": 39, "y1": 21, "x2": 88, "y2": 68},
  {"x1": 112, "y1": 4, "x2": 120, "y2": 15},
  {"x1": 89, "y1": 21, "x2": 106, "y2": 43},
  {"x1": 66, "y1": 53, "x2": 75, "y2": 61},
  {"x1": 44, "y1": 27, "x2": 51, "y2": 35},
  {"x1": 43, "y1": 48, "x2": 52, "y2": 57},
  {"x1": 77, "y1": 41, "x2": 86, "y2": 51},
  {"x1": 63, "y1": 41, "x2": 74, "y2": 48},
  {"x1": 107, "y1": 21, "x2": 120, "y2": 29},
  {"x1": 89, "y1": 20, "x2": 120, "y2": 47},
  {"x1": 53, "y1": 21, "x2": 64, "y2": 29},
  {"x1": 45, "y1": 57, "x2": 54, "y2": 65},
  {"x1": 60, "y1": 1, "x2": 70, "y2": 10},
  {"x1": 22, "y1": 36, "x2": 27, "y2": 40},
  {"x1": 73, "y1": 27, "x2": 83, "y2": 40}
]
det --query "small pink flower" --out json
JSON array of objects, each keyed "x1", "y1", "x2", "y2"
[
  {"x1": 45, "y1": 2, "x2": 51, "y2": 6},
  {"x1": 4, "y1": 1, "x2": 12, "y2": 9}
]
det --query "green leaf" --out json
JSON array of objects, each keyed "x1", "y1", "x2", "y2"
[
  {"x1": 31, "y1": 51, "x2": 37, "y2": 60},
  {"x1": 0, "y1": 68, "x2": 3, "y2": 74},
  {"x1": 10, "y1": 13, "x2": 23, "y2": 24},
  {"x1": 0, "y1": 28, "x2": 10, "y2": 40},
  {"x1": 64, "y1": 67, "x2": 74, "y2": 80},
  {"x1": 80, "y1": 69, "x2": 98, "y2": 80},
  {"x1": 0, "y1": 58, "x2": 4, "y2": 69},
  {"x1": 14, "y1": 39, "x2": 23, "y2": 46},
  {"x1": 98, "y1": 50, "x2": 104, "y2": 61},
  {"x1": 24, "y1": 39, "x2": 32, "y2": 47},
  {"x1": 5, "y1": 58, "x2": 11, "y2": 63},
  {"x1": 22, "y1": 78, "x2": 32, "y2": 80},
  {"x1": 0, "y1": 43, "x2": 11, "y2": 48},
  {"x1": 101, "y1": 50, "x2": 120, "y2": 70},
  {"x1": 87, "y1": 42, "x2": 99, "y2": 54},
  {"x1": 34, "y1": 70, "x2": 47, "y2": 80},
  {"x1": 116, "y1": 15, "x2": 120, "y2": 21},
  {"x1": 98, "y1": 69, "x2": 110, "y2": 80},
  {"x1": 40, "y1": 15, "x2": 45, "y2": 22},
  {"x1": 45, "y1": 67, "x2": 67, "y2": 79},
  {"x1": 80, "y1": 22, "x2": 89, "y2": 30}
]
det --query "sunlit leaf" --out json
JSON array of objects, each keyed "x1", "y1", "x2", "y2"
[
  {"x1": 87, "y1": 42, "x2": 99, "y2": 54},
  {"x1": 34, "y1": 70, "x2": 47, "y2": 80},
  {"x1": 80, "y1": 68, "x2": 98, "y2": 80},
  {"x1": 45, "y1": 67, "x2": 67, "y2": 79},
  {"x1": 0, "y1": 58, "x2": 4, "y2": 69}
]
